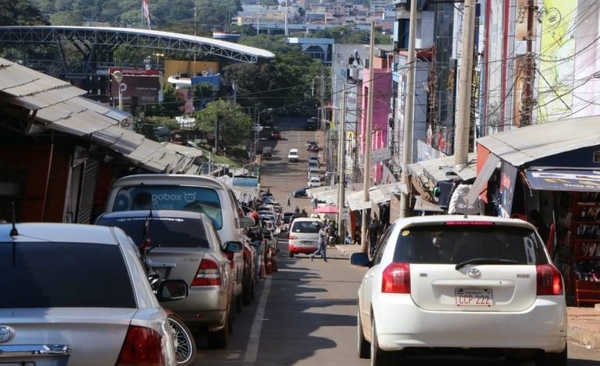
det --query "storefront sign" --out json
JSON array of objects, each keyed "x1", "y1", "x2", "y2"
[{"x1": 524, "y1": 169, "x2": 600, "y2": 192}]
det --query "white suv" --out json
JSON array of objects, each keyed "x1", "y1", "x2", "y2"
[
  {"x1": 351, "y1": 214, "x2": 567, "y2": 366},
  {"x1": 287, "y1": 148, "x2": 299, "y2": 162}
]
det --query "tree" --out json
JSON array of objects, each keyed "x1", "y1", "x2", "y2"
[
  {"x1": 194, "y1": 100, "x2": 253, "y2": 150},
  {"x1": 0, "y1": 0, "x2": 50, "y2": 26}
]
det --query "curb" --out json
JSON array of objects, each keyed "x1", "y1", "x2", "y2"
[{"x1": 569, "y1": 325, "x2": 600, "y2": 349}]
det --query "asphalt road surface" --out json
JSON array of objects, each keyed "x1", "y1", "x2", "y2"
[{"x1": 191, "y1": 116, "x2": 600, "y2": 366}]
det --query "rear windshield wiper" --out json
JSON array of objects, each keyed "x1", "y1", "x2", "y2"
[{"x1": 455, "y1": 258, "x2": 519, "y2": 270}]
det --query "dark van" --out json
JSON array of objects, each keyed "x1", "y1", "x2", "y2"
[{"x1": 305, "y1": 117, "x2": 318, "y2": 130}]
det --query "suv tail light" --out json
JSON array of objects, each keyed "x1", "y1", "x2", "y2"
[
  {"x1": 116, "y1": 325, "x2": 164, "y2": 366},
  {"x1": 289, "y1": 234, "x2": 297, "y2": 240},
  {"x1": 381, "y1": 263, "x2": 411, "y2": 293},
  {"x1": 192, "y1": 259, "x2": 222, "y2": 286},
  {"x1": 536, "y1": 264, "x2": 563, "y2": 296}
]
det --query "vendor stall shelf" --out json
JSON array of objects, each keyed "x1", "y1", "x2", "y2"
[{"x1": 570, "y1": 192, "x2": 600, "y2": 306}]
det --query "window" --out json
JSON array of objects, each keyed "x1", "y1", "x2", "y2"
[
  {"x1": 291, "y1": 221, "x2": 321, "y2": 233},
  {"x1": 0, "y1": 243, "x2": 136, "y2": 308},
  {"x1": 391, "y1": 225, "x2": 548, "y2": 265},
  {"x1": 112, "y1": 185, "x2": 223, "y2": 229},
  {"x1": 96, "y1": 216, "x2": 210, "y2": 248}
]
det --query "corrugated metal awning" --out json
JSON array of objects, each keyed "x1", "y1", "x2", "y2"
[
  {"x1": 476, "y1": 116, "x2": 600, "y2": 167},
  {"x1": 407, "y1": 152, "x2": 477, "y2": 186},
  {"x1": 0, "y1": 57, "x2": 202, "y2": 174}
]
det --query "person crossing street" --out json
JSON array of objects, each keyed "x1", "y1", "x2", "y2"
[{"x1": 310, "y1": 225, "x2": 328, "y2": 262}]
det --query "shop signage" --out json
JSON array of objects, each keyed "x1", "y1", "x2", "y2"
[{"x1": 524, "y1": 169, "x2": 600, "y2": 192}]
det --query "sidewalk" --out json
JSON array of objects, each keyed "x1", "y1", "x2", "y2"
[{"x1": 334, "y1": 244, "x2": 600, "y2": 349}]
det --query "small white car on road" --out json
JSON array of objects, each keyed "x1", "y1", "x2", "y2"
[
  {"x1": 307, "y1": 176, "x2": 322, "y2": 187},
  {"x1": 287, "y1": 148, "x2": 299, "y2": 162},
  {"x1": 351, "y1": 214, "x2": 567, "y2": 366}
]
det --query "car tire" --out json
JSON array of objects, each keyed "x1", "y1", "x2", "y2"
[
  {"x1": 289, "y1": 252, "x2": 294, "y2": 258},
  {"x1": 235, "y1": 293, "x2": 243, "y2": 313},
  {"x1": 535, "y1": 346, "x2": 567, "y2": 366},
  {"x1": 207, "y1": 308, "x2": 230, "y2": 349},
  {"x1": 243, "y1": 277, "x2": 252, "y2": 305},
  {"x1": 370, "y1": 317, "x2": 399, "y2": 366},
  {"x1": 357, "y1": 312, "x2": 370, "y2": 359}
]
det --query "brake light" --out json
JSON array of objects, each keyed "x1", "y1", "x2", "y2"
[
  {"x1": 191, "y1": 259, "x2": 222, "y2": 286},
  {"x1": 116, "y1": 325, "x2": 164, "y2": 366},
  {"x1": 536, "y1": 264, "x2": 563, "y2": 296},
  {"x1": 444, "y1": 221, "x2": 494, "y2": 226},
  {"x1": 289, "y1": 235, "x2": 297, "y2": 240},
  {"x1": 381, "y1": 263, "x2": 411, "y2": 293}
]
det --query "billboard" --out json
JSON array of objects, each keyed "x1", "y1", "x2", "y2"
[{"x1": 108, "y1": 68, "x2": 161, "y2": 106}]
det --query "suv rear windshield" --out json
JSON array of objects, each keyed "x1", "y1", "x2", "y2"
[
  {"x1": 392, "y1": 224, "x2": 548, "y2": 265},
  {"x1": 111, "y1": 185, "x2": 223, "y2": 229},
  {"x1": 96, "y1": 217, "x2": 210, "y2": 248},
  {"x1": 0, "y1": 243, "x2": 135, "y2": 308},
  {"x1": 291, "y1": 220, "x2": 322, "y2": 233}
]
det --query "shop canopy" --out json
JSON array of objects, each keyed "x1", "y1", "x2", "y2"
[
  {"x1": 474, "y1": 115, "x2": 600, "y2": 196},
  {"x1": 523, "y1": 167, "x2": 600, "y2": 192},
  {"x1": 0, "y1": 58, "x2": 202, "y2": 174}
]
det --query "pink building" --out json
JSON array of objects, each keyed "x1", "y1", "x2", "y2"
[{"x1": 359, "y1": 53, "x2": 393, "y2": 183}]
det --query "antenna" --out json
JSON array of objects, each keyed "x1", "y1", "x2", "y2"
[{"x1": 9, "y1": 202, "x2": 18, "y2": 237}]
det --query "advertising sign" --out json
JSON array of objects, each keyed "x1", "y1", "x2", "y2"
[{"x1": 109, "y1": 68, "x2": 161, "y2": 106}]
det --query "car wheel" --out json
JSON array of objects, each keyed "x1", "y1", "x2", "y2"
[
  {"x1": 357, "y1": 312, "x2": 370, "y2": 359},
  {"x1": 370, "y1": 317, "x2": 399, "y2": 366},
  {"x1": 168, "y1": 314, "x2": 197, "y2": 366},
  {"x1": 235, "y1": 293, "x2": 243, "y2": 313},
  {"x1": 207, "y1": 307, "x2": 231, "y2": 349},
  {"x1": 243, "y1": 277, "x2": 252, "y2": 305},
  {"x1": 536, "y1": 346, "x2": 567, "y2": 366},
  {"x1": 289, "y1": 252, "x2": 294, "y2": 258}
]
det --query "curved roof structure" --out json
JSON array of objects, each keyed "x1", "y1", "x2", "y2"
[{"x1": 0, "y1": 25, "x2": 275, "y2": 63}]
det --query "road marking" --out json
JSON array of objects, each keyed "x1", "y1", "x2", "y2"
[{"x1": 244, "y1": 276, "x2": 272, "y2": 363}]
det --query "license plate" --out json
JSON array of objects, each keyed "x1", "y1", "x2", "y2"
[
  {"x1": 455, "y1": 288, "x2": 493, "y2": 306},
  {"x1": 301, "y1": 241, "x2": 313, "y2": 246}
]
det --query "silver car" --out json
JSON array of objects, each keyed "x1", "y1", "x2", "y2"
[
  {"x1": 96, "y1": 210, "x2": 240, "y2": 349},
  {"x1": 0, "y1": 222, "x2": 182, "y2": 366}
]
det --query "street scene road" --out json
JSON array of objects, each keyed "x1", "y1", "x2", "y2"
[{"x1": 190, "y1": 117, "x2": 600, "y2": 366}]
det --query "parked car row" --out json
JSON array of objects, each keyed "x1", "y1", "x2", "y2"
[{"x1": 0, "y1": 172, "x2": 272, "y2": 366}]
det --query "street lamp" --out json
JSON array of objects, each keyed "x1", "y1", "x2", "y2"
[{"x1": 112, "y1": 71, "x2": 123, "y2": 111}]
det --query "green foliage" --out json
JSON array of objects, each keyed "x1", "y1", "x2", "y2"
[
  {"x1": 194, "y1": 100, "x2": 253, "y2": 149},
  {"x1": 0, "y1": 0, "x2": 50, "y2": 26}
]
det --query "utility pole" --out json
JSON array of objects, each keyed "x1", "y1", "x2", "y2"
[
  {"x1": 454, "y1": 0, "x2": 476, "y2": 166},
  {"x1": 360, "y1": 21, "x2": 376, "y2": 254},
  {"x1": 520, "y1": 0, "x2": 535, "y2": 127},
  {"x1": 399, "y1": 0, "x2": 418, "y2": 218},
  {"x1": 336, "y1": 91, "x2": 347, "y2": 243},
  {"x1": 284, "y1": 0, "x2": 289, "y2": 36},
  {"x1": 319, "y1": 69, "x2": 326, "y2": 131}
]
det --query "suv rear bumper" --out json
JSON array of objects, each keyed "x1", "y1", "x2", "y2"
[{"x1": 370, "y1": 296, "x2": 567, "y2": 353}]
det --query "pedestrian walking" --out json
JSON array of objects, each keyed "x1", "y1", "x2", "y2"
[
  {"x1": 310, "y1": 226, "x2": 328, "y2": 262},
  {"x1": 368, "y1": 214, "x2": 382, "y2": 257},
  {"x1": 287, "y1": 194, "x2": 291, "y2": 207}
]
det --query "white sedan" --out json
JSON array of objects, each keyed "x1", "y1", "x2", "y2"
[{"x1": 351, "y1": 214, "x2": 567, "y2": 366}]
